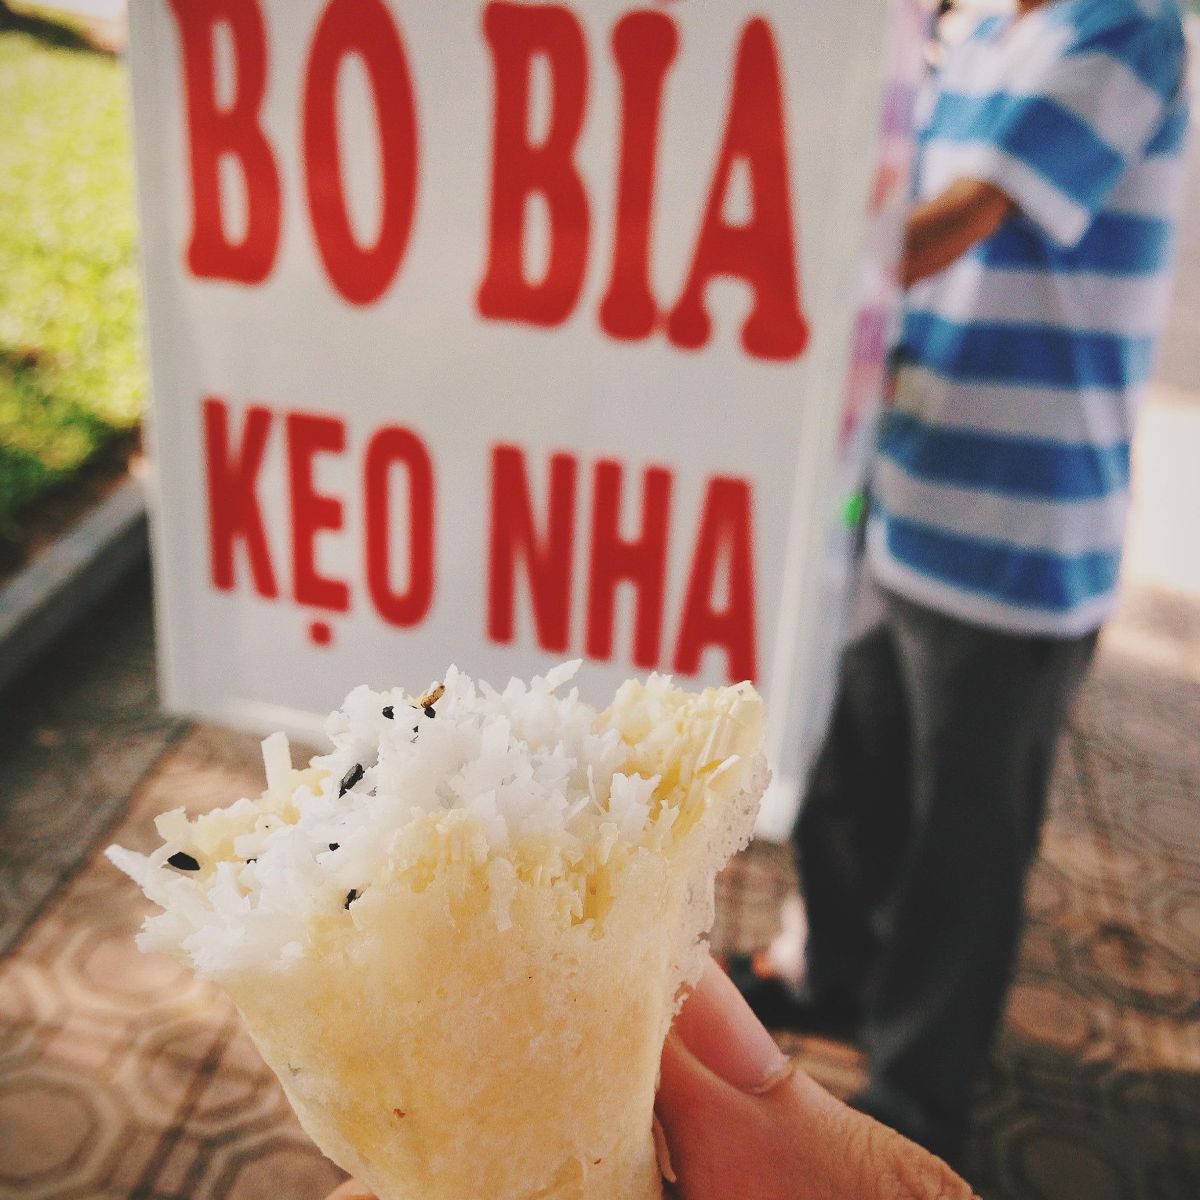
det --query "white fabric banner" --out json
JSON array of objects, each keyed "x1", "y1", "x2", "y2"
[{"x1": 130, "y1": 0, "x2": 921, "y2": 828}]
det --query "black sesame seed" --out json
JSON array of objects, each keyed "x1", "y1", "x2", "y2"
[
  {"x1": 339, "y1": 763, "x2": 364, "y2": 797},
  {"x1": 167, "y1": 851, "x2": 200, "y2": 872},
  {"x1": 328, "y1": 843, "x2": 340, "y2": 852},
  {"x1": 345, "y1": 889, "x2": 359, "y2": 909},
  {"x1": 382, "y1": 706, "x2": 394, "y2": 720},
  {"x1": 423, "y1": 704, "x2": 436, "y2": 719}
]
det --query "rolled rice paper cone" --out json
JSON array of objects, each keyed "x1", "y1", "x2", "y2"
[
  {"x1": 108, "y1": 666, "x2": 768, "y2": 1200},
  {"x1": 231, "y1": 864, "x2": 674, "y2": 1199}
]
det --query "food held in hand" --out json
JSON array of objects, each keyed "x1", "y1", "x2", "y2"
[{"x1": 108, "y1": 662, "x2": 768, "y2": 1200}]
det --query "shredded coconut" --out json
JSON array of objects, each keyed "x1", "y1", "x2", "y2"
[{"x1": 107, "y1": 662, "x2": 766, "y2": 978}]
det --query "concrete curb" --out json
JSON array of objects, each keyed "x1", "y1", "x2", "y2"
[{"x1": 0, "y1": 475, "x2": 149, "y2": 695}]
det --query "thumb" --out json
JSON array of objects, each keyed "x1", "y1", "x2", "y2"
[
  {"x1": 657, "y1": 958, "x2": 977, "y2": 1200},
  {"x1": 325, "y1": 1181, "x2": 376, "y2": 1200}
]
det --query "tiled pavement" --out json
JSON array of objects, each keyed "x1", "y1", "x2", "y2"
[
  {"x1": 1, "y1": 565, "x2": 1199, "y2": 1199},
  {"x1": 0, "y1": 568, "x2": 182, "y2": 961},
  {"x1": 0, "y1": 578, "x2": 344, "y2": 1200}
]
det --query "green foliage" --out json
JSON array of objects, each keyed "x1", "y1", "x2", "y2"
[{"x1": 0, "y1": 18, "x2": 144, "y2": 535}]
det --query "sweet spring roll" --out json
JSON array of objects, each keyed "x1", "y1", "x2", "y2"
[{"x1": 108, "y1": 662, "x2": 768, "y2": 1200}]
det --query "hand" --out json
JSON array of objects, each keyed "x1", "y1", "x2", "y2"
[
  {"x1": 324, "y1": 958, "x2": 977, "y2": 1200},
  {"x1": 901, "y1": 177, "x2": 1014, "y2": 286},
  {"x1": 656, "y1": 957, "x2": 978, "y2": 1199}
]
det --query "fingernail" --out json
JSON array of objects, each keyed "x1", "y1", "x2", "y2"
[{"x1": 674, "y1": 957, "x2": 792, "y2": 1094}]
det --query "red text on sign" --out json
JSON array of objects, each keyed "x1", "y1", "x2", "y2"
[
  {"x1": 488, "y1": 444, "x2": 758, "y2": 682},
  {"x1": 203, "y1": 398, "x2": 278, "y2": 596},
  {"x1": 364, "y1": 428, "x2": 436, "y2": 627},
  {"x1": 169, "y1": 0, "x2": 281, "y2": 284},
  {"x1": 286, "y1": 411, "x2": 349, "y2": 613},
  {"x1": 203, "y1": 400, "x2": 757, "y2": 682},
  {"x1": 303, "y1": 0, "x2": 419, "y2": 305},
  {"x1": 169, "y1": 0, "x2": 419, "y2": 304},
  {"x1": 477, "y1": 2, "x2": 590, "y2": 327},
  {"x1": 202, "y1": 398, "x2": 435, "y2": 629},
  {"x1": 478, "y1": 2, "x2": 809, "y2": 360},
  {"x1": 169, "y1": 0, "x2": 809, "y2": 361}
]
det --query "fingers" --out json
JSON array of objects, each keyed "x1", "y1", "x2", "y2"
[
  {"x1": 672, "y1": 957, "x2": 793, "y2": 1094},
  {"x1": 658, "y1": 1031, "x2": 784, "y2": 1199},
  {"x1": 657, "y1": 956, "x2": 980, "y2": 1200},
  {"x1": 657, "y1": 960, "x2": 803, "y2": 1199},
  {"x1": 837, "y1": 1113, "x2": 979, "y2": 1200}
]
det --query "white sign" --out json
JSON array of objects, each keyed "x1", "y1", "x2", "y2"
[{"x1": 130, "y1": 0, "x2": 921, "y2": 819}]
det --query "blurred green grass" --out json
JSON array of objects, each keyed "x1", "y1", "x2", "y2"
[{"x1": 0, "y1": 9, "x2": 143, "y2": 539}]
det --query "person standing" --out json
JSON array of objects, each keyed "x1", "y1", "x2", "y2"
[{"x1": 735, "y1": 0, "x2": 1191, "y2": 1168}]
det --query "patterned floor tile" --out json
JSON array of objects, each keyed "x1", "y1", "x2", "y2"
[{"x1": 0, "y1": 566, "x2": 183, "y2": 960}]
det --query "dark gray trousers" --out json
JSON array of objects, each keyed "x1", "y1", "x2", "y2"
[{"x1": 795, "y1": 586, "x2": 1098, "y2": 1161}]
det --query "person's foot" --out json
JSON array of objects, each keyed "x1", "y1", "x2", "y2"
[{"x1": 724, "y1": 953, "x2": 862, "y2": 1042}]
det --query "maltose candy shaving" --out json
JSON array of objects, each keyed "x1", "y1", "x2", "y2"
[{"x1": 106, "y1": 661, "x2": 763, "y2": 976}]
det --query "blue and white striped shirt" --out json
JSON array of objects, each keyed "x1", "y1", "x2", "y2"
[{"x1": 869, "y1": 0, "x2": 1189, "y2": 637}]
